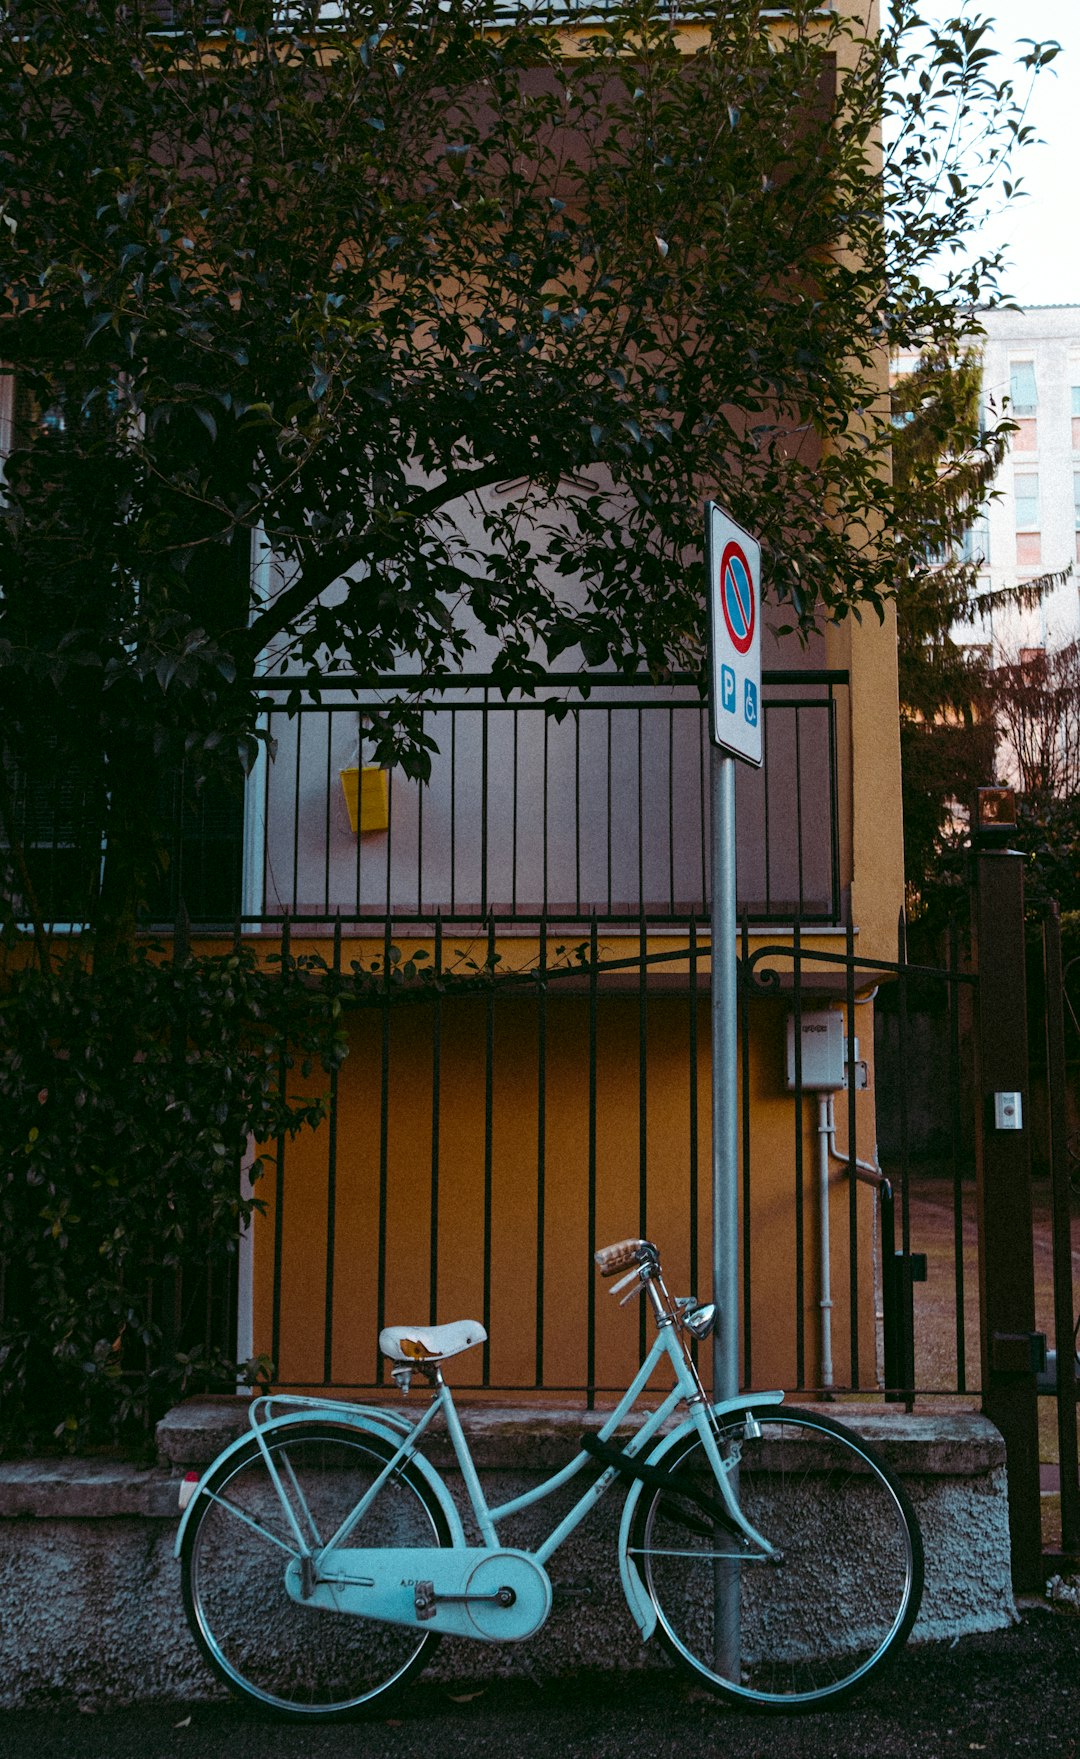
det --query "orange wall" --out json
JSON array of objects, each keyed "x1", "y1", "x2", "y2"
[{"x1": 253, "y1": 989, "x2": 880, "y2": 1400}]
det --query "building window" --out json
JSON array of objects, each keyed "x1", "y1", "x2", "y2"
[
  {"x1": 959, "y1": 520, "x2": 989, "y2": 567},
  {"x1": 1072, "y1": 386, "x2": 1080, "y2": 451},
  {"x1": 1010, "y1": 360, "x2": 1038, "y2": 416},
  {"x1": 1015, "y1": 471, "x2": 1040, "y2": 566},
  {"x1": 1013, "y1": 418, "x2": 1037, "y2": 453},
  {"x1": 1015, "y1": 473, "x2": 1039, "y2": 527}
]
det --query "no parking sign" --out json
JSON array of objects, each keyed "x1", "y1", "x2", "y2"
[{"x1": 706, "y1": 502, "x2": 762, "y2": 766}]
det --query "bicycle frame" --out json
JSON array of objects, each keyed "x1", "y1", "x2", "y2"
[{"x1": 177, "y1": 1320, "x2": 783, "y2": 1643}]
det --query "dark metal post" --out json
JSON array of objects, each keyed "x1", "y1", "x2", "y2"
[
  {"x1": 971, "y1": 846, "x2": 1043, "y2": 1589},
  {"x1": 1043, "y1": 904, "x2": 1080, "y2": 1559}
]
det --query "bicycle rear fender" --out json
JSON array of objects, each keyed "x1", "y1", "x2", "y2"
[
  {"x1": 173, "y1": 1408, "x2": 467, "y2": 1556},
  {"x1": 617, "y1": 1390, "x2": 786, "y2": 1639}
]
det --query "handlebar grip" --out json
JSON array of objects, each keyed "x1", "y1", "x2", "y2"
[{"x1": 595, "y1": 1238, "x2": 648, "y2": 1277}]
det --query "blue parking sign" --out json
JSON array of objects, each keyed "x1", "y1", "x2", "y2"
[{"x1": 707, "y1": 502, "x2": 761, "y2": 766}]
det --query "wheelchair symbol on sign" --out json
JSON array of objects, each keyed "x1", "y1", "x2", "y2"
[{"x1": 744, "y1": 680, "x2": 758, "y2": 727}]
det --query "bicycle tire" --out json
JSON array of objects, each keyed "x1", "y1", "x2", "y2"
[
  {"x1": 628, "y1": 1406, "x2": 924, "y2": 1710},
  {"x1": 180, "y1": 1421, "x2": 451, "y2": 1719}
]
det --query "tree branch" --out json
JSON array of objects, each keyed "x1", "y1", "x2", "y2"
[{"x1": 242, "y1": 453, "x2": 554, "y2": 662}]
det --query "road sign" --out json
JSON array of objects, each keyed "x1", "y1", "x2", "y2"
[{"x1": 706, "y1": 502, "x2": 762, "y2": 766}]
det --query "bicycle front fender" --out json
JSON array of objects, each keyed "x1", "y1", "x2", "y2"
[
  {"x1": 173, "y1": 1407, "x2": 467, "y2": 1557},
  {"x1": 616, "y1": 1389, "x2": 786, "y2": 1640}
]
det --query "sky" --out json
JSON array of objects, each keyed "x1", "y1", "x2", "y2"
[{"x1": 914, "y1": 0, "x2": 1080, "y2": 309}]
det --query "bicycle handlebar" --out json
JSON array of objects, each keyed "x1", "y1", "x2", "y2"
[{"x1": 594, "y1": 1238, "x2": 657, "y2": 1277}]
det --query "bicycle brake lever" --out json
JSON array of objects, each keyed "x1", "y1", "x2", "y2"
[
  {"x1": 619, "y1": 1280, "x2": 646, "y2": 1307},
  {"x1": 609, "y1": 1266, "x2": 641, "y2": 1298}
]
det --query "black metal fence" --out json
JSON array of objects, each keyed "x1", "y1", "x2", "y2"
[
  {"x1": 256, "y1": 671, "x2": 845, "y2": 929},
  {"x1": 2, "y1": 670, "x2": 847, "y2": 933},
  {"x1": 245, "y1": 906, "x2": 977, "y2": 1408}
]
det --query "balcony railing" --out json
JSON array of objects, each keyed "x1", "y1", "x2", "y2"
[{"x1": 252, "y1": 670, "x2": 846, "y2": 929}]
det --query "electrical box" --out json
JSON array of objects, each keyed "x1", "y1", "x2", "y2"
[{"x1": 785, "y1": 1011, "x2": 867, "y2": 1092}]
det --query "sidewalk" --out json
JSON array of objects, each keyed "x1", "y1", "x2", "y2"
[{"x1": 2, "y1": 1608, "x2": 1077, "y2": 1759}]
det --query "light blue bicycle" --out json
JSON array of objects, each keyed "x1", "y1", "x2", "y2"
[{"x1": 177, "y1": 1238, "x2": 923, "y2": 1717}]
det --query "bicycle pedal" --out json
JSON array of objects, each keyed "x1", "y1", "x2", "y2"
[{"x1": 552, "y1": 1583, "x2": 595, "y2": 1605}]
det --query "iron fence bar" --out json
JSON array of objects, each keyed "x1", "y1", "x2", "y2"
[
  {"x1": 375, "y1": 915, "x2": 391, "y2": 1386},
  {"x1": 270, "y1": 912, "x2": 290, "y2": 1381},
  {"x1": 481, "y1": 687, "x2": 490, "y2": 920},
  {"x1": 574, "y1": 711, "x2": 582, "y2": 915},
  {"x1": 638, "y1": 905, "x2": 648, "y2": 1362},
  {"x1": 383, "y1": 728, "x2": 393, "y2": 920},
  {"x1": 794, "y1": 706, "x2": 805, "y2": 917},
  {"x1": 689, "y1": 914, "x2": 700, "y2": 1366},
  {"x1": 512, "y1": 708, "x2": 520, "y2": 917},
  {"x1": 792, "y1": 916, "x2": 805, "y2": 1388},
  {"x1": 322, "y1": 915, "x2": 341, "y2": 1384},
  {"x1": 258, "y1": 668, "x2": 850, "y2": 690},
  {"x1": 698, "y1": 715, "x2": 707, "y2": 905},
  {"x1": 322, "y1": 712, "x2": 332, "y2": 914},
  {"x1": 1043, "y1": 903, "x2": 1080, "y2": 1557},
  {"x1": 482, "y1": 912, "x2": 495, "y2": 1386},
  {"x1": 535, "y1": 917, "x2": 548, "y2": 1388},
  {"x1": 429, "y1": 915, "x2": 443, "y2": 1327},
  {"x1": 450, "y1": 713, "x2": 457, "y2": 916},
  {"x1": 740, "y1": 905, "x2": 752, "y2": 1388},
  {"x1": 416, "y1": 713, "x2": 424, "y2": 916},
  {"x1": 763, "y1": 704, "x2": 773, "y2": 918},
  {"x1": 949, "y1": 913, "x2": 967, "y2": 1394},
  {"x1": 637, "y1": 708, "x2": 645, "y2": 918},
  {"x1": 586, "y1": 912, "x2": 599, "y2": 1410},
  {"x1": 290, "y1": 708, "x2": 302, "y2": 913},
  {"x1": 827, "y1": 685, "x2": 841, "y2": 925},
  {"x1": 667, "y1": 707, "x2": 676, "y2": 914},
  {"x1": 606, "y1": 708, "x2": 613, "y2": 916},
  {"x1": 260, "y1": 692, "x2": 841, "y2": 716},
  {"x1": 846, "y1": 910, "x2": 859, "y2": 1390},
  {"x1": 164, "y1": 903, "x2": 847, "y2": 931},
  {"x1": 353, "y1": 710, "x2": 363, "y2": 916},
  {"x1": 897, "y1": 908, "x2": 914, "y2": 1409},
  {"x1": 543, "y1": 711, "x2": 551, "y2": 918}
]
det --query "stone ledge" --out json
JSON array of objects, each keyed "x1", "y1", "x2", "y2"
[
  {"x1": 154, "y1": 1393, "x2": 1006, "y2": 1476},
  {"x1": 0, "y1": 1460, "x2": 181, "y2": 1520},
  {"x1": 0, "y1": 1400, "x2": 1003, "y2": 1522}
]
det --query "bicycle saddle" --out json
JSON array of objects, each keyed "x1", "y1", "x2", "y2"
[{"x1": 378, "y1": 1319, "x2": 487, "y2": 1363}]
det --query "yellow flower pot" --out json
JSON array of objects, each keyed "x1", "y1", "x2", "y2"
[{"x1": 340, "y1": 765, "x2": 389, "y2": 834}]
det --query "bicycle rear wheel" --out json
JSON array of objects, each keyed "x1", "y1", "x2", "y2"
[
  {"x1": 181, "y1": 1422, "x2": 451, "y2": 1718},
  {"x1": 629, "y1": 1407, "x2": 923, "y2": 1710}
]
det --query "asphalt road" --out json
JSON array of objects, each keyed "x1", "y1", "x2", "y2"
[{"x1": 4, "y1": 1609, "x2": 1078, "y2": 1759}]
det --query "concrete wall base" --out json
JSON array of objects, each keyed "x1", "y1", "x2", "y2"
[{"x1": 0, "y1": 1399, "x2": 1016, "y2": 1708}]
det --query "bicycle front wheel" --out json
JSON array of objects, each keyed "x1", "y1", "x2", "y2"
[
  {"x1": 181, "y1": 1422, "x2": 451, "y2": 1718},
  {"x1": 629, "y1": 1407, "x2": 923, "y2": 1710}
]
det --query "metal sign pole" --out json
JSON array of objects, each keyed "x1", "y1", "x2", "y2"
[
  {"x1": 704, "y1": 499, "x2": 758, "y2": 1680},
  {"x1": 709, "y1": 742, "x2": 740, "y2": 1676},
  {"x1": 711, "y1": 743, "x2": 739, "y2": 1403}
]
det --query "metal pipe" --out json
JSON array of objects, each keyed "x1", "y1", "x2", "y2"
[{"x1": 817, "y1": 1096, "x2": 834, "y2": 1392}]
